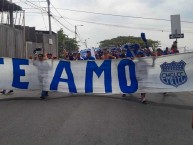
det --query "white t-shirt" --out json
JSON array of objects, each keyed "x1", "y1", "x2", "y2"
[{"x1": 33, "y1": 60, "x2": 51, "y2": 75}]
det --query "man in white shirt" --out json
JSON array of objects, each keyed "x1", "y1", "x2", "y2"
[{"x1": 33, "y1": 54, "x2": 52, "y2": 100}]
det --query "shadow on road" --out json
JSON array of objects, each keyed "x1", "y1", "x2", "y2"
[{"x1": 0, "y1": 93, "x2": 193, "y2": 111}]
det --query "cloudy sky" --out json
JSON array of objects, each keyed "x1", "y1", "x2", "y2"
[{"x1": 13, "y1": 0, "x2": 193, "y2": 51}]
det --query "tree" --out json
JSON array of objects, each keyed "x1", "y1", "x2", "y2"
[
  {"x1": 57, "y1": 29, "x2": 79, "y2": 58},
  {"x1": 99, "y1": 36, "x2": 160, "y2": 50}
]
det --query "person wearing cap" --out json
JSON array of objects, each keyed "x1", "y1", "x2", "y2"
[{"x1": 84, "y1": 51, "x2": 95, "y2": 60}]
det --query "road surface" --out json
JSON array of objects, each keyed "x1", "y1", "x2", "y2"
[{"x1": 0, "y1": 90, "x2": 193, "y2": 145}]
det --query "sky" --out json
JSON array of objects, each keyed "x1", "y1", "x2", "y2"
[{"x1": 12, "y1": 0, "x2": 193, "y2": 51}]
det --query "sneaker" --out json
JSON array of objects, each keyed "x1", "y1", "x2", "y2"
[
  {"x1": 0, "y1": 91, "x2": 5, "y2": 95},
  {"x1": 45, "y1": 91, "x2": 49, "y2": 96},
  {"x1": 40, "y1": 96, "x2": 45, "y2": 100},
  {"x1": 122, "y1": 94, "x2": 126, "y2": 97},
  {"x1": 141, "y1": 97, "x2": 147, "y2": 104},
  {"x1": 0, "y1": 90, "x2": 6, "y2": 94},
  {"x1": 7, "y1": 90, "x2": 14, "y2": 94}
]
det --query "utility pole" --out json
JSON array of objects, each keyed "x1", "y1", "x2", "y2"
[
  {"x1": 85, "y1": 39, "x2": 88, "y2": 48},
  {"x1": 46, "y1": 0, "x2": 53, "y2": 54},
  {"x1": 23, "y1": 10, "x2": 26, "y2": 58},
  {"x1": 47, "y1": 0, "x2": 52, "y2": 35},
  {"x1": 75, "y1": 25, "x2": 83, "y2": 41},
  {"x1": 75, "y1": 25, "x2": 77, "y2": 41},
  {"x1": 84, "y1": 38, "x2": 90, "y2": 48}
]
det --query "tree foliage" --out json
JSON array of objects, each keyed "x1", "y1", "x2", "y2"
[
  {"x1": 57, "y1": 29, "x2": 78, "y2": 57},
  {"x1": 99, "y1": 36, "x2": 160, "y2": 50}
]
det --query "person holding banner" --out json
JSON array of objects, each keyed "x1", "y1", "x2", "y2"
[
  {"x1": 100, "y1": 49, "x2": 129, "y2": 99},
  {"x1": 139, "y1": 33, "x2": 155, "y2": 103},
  {"x1": 101, "y1": 49, "x2": 116, "y2": 60},
  {"x1": 119, "y1": 49, "x2": 127, "y2": 58},
  {"x1": 33, "y1": 54, "x2": 52, "y2": 100},
  {"x1": 63, "y1": 49, "x2": 69, "y2": 60},
  {"x1": 135, "y1": 48, "x2": 156, "y2": 103},
  {"x1": 135, "y1": 50, "x2": 147, "y2": 103},
  {"x1": 46, "y1": 53, "x2": 54, "y2": 60},
  {"x1": 75, "y1": 53, "x2": 83, "y2": 60},
  {"x1": 84, "y1": 51, "x2": 95, "y2": 60}
]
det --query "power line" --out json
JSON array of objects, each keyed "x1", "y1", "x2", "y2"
[
  {"x1": 53, "y1": 8, "x2": 193, "y2": 24},
  {"x1": 19, "y1": 0, "x2": 44, "y2": 11},
  {"x1": 52, "y1": 19, "x2": 71, "y2": 37},
  {"x1": 19, "y1": 0, "x2": 75, "y2": 33},
  {"x1": 21, "y1": 11, "x2": 193, "y2": 33},
  {"x1": 13, "y1": 2, "x2": 193, "y2": 33},
  {"x1": 49, "y1": 2, "x2": 74, "y2": 27},
  {"x1": 62, "y1": 17, "x2": 170, "y2": 32},
  {"x1": 64, "y1": 17, "x2": 193, "y2": 33},
  {"x1": 24, "y1": 11, "x2": 170, "y2": 29},
  {"x1": 25, "y1": 0, "x2": 43, "y2": 9},
  {"x1": 25, "y1": 12, "x2": 45, "y2": 14},
  {"x1": 21, "y1": 7, "x2": 39, "y2": 9},
  {"x1": 51, "y1": 15, "x2": 74, "y2": 33},
  {"x1": 24, "y1": 11, "x2": 193, "y2": 33},
  {"x1": 27, "y1": 0, "x2": 46, "y2": 2},
  {"x1": 20, "y1": 6, "x2": 193, "y2": 24},
  {"x1": 19, "y1": 0, "x2": 48, "y2": 30},
  {"x1": 49, "y1": 1, "x2": 86, "y2": 43}
]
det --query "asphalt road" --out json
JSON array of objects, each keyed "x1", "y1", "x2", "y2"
[{"x1": 0, "y1": 90, "x2": 193, "y2": 145}]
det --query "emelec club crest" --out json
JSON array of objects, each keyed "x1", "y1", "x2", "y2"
[{"x1": 160, "y1": 60, "x2": 188, "y2": 87}]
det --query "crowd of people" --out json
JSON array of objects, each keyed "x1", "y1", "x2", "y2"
[
  {"x1": 31, "y1": 41, "x2": 178, "y2": 102},
  {"x1": 0, "y1": 41, "x2": 180, "y2": 103},
  {"x1": 1, "y1": 41, "x2": 192, "y2": 128},
  {"x1": 60, "y1": 41, "x2": 179, "y2": 61}
]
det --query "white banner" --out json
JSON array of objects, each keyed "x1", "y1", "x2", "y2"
[{"x1": 0, "y1": 52, "x2": 193, "y2": 93}]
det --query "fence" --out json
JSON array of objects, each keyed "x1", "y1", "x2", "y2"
[{"x1": 0, "y1": 24, "x2": 25, "y2": 58}]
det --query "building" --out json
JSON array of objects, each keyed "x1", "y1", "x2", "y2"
[
  {"x1": 0, "y1": 0, "x2": 58, "y2": 58},
  {"x1": 26, "y1": 29, "x2": 58, "y2": 58}
]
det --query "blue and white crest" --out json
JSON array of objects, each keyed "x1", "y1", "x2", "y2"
[{"x1": 160, "y1": 60, "x2": 187, "y2": 87}]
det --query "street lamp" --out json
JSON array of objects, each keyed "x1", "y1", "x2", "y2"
[{"x1": 75, "y1": 25, "x2": 84, "y2": 41}]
